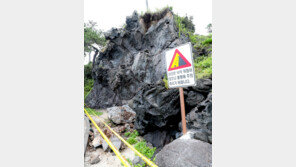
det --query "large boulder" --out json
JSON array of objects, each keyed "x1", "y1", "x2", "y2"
[
  {"x1": 107, "y1": 105, "x2": 136, "y2": 124},
  {"x1": 155, "y1": 138, "x2": 212, "y2": 167},
  {"x1": 85, "y1": 9, "x2": 189, "y2": 109}
]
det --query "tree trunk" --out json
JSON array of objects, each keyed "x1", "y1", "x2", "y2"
[{"x1": 92, "y1": 47, "x2": 99, "y2": 68}]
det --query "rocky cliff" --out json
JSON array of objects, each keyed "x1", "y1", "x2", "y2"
[{"x1": 85, "y1": 9, "x2": 212, "y2": 147}]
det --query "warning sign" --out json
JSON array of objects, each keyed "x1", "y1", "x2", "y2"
[
  {"x1": 165, "y1": 42, "x2": 196, "y2": 88},
  {"x1": 168, "y1": 49, "x2": 191, "y2": 71}
]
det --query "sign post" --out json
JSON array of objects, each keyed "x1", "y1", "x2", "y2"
[{"x1": 165, "y1": 42, "x2": 196, "y2": 135}]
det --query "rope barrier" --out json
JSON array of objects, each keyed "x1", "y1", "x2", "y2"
[
  {"x1": 85, "y1": 107, "x2": 158, "y2": 167},
  {"x1": 84, "y1": 108, "x2": 130, "y2": 167}
]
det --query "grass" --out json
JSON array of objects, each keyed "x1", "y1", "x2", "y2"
[
  {"x1": 84, "y1": 79, "x2": 94, "y2": 99},
  {"x1": 123, "y1": 130, "x2": 156, "y2": 167},
  {"x1": 163, "y1": 75, "x2": 169, "y2": 89},
  {"x1": 125, "y1": 130, "x2": 139, "y2": 145},
  {"x1": 85, "y1": 107, "x2": 103, "y2": 116},
  {"x1": 127, "y1": 137, "x2": 138, "y2": 145},
  {"x1": 134, "y1": 141, "x2": 156, "y2": 159},
  {"x1": 194, "y1": 56, "x2": 212, "y2": 79}
]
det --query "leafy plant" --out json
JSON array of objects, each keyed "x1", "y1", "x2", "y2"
[
  {"x1": 127, "y1": 137, "x2": 138, "y2": 145},
  {"x1": 134, "y1": 141, "x2": 156, "y2": 159},
  {"x1": 84, "y1": 21, "x2": 106, "y2": 54},
  {"x1": 85, "y1": 107, "x2": 103, "y2": 116},
  {"x1": 194, "y1": 56, "x2": 212, "y2": 79},
  {"x1": 163, "y1": 75, "x2": 169, "y2": 89},
  {"x1": 124, "y1": 132, "x2": 131, "y2": 137}
]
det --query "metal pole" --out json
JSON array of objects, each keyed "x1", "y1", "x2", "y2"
[{"x1": 179, "y1": 87, "x2": 187, "y2": 134}]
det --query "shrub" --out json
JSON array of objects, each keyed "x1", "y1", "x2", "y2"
[
  {"x1": 194, "y1": 56, "x2": 212, "y2": 79},
  {"x1": 127, "y1": 137, "x2": 138, "y2": 145},
  {"x1": 124, "y1": 132, "x2": 131, "y2": 137},
  {"x1": 202, "y1": 38, "x2": 212, "y2": 46},
  {"x1": 134, "y1": 141, "x2": 156, "y2": 159}
]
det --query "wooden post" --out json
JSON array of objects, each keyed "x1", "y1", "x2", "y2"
[{"x1": 179, "y1": 87, "x2": 187, "y2": 134}]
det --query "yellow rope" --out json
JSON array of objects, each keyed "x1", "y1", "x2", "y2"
[
  {"x1": 87, "y1": 108, "x2": 158, "y2": 167},
  {"x1": 84, "y1": 108, "x2": 130, "y2": 167}
]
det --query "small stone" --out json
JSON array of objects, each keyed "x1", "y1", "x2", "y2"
[
  {"x1": 132, "y1": 156, "x2": 145, "y2": 166},
  {"x1": 102, "y1": 140, "x2": 109, "y2": 152},
  {"x1": 110, "y1": 136, "x2": 122, "y2": 150},
  {"x1": 92, "y1": 135, "x2": 103, "y2": 148},
  {"x1": 90, "y1": 152, "x2": 100, "y2": 164}
]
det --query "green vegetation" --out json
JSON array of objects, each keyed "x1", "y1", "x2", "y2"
[
  {"x1": 173, "y1": 10, "x2": 212, "y2": 79},
  {"x1": 163, "y1": 75, "x2": 169, "y2": 89},
  {"x1": 124, "y1": 130, "x2": 156, "y2": 167},
  {"x1": 85, "y1": 107, "x2": 103, "y2": 116},
  {"x1": 84, "y1": 63, "x2": 94, "y2": 99},
  {"x1": 127, "y1": 137, "x2": 138, "y2": 145},
  {"x1": 124, "y1": 131, "x2": 131, "y2": 137},
  {"x1": 125, "y1": 130, "x2": 139, "y2": 145},
  {"x1": 194, "y1": 56, "x2": 212, "y2": 78},
  {"x1": 134, "y1": 141, "x2": 156, "y2": 159},
  {"x1": 84, "y1": 21, "x2": 106, "y2": 54}
]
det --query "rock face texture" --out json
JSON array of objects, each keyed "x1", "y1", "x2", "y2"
[
  {"x1": 85, "y1": 9, "x2": 189, "y2": 109},
  {"x1": 182, "y1": 91, "x2": 212, "y2": 143},
  {"x1": 85, "y1": 9, "x2": 212, "y2": 148},
  {"x1": 107, "y1": 105, "x2": 136, "y2": 125},
  {"x1": 133, "y1": 79, "x2": 212, "y2": 142},
  {"x1": 84, "y1": 116, "x2": 90, "y2": 154},
  {"x1": 155, "y1": 138, "x2": 212, "y2": 167}
]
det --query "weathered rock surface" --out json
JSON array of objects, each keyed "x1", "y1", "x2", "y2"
[
  {"x1": 131, "y1": 81, "x2": 180, "y2": 134},
  {"x1": 92, "y1": 135, "x2": 103, "y2": 148},
  {"x1": 102, "y1": 136, "x2": 122, "y2": 152},
  {"x1": 143, "y1": 130, "x2": 171, "y2": 152},
  {"x1": 90, "y1": 152, "x2": 101, "y2": 164},
  {"x1": 132, "y1": 79, "x2": 211, "y2": 136},
  {"x1": 85, "y1": 8, "x2": 212, "y2": 148},
  {"x1": 107, "y1": 105, "x2": 136, "y2": 124},
  {"x1": 180, "y1": 91, "x2": 212, "y2": 143},
  {"x1": 155, "y1": 138, "x2": 212, "y2": 167},
  {"x1": 84, "y1": 116, "x2": 90, "y2": 154},
  {"x1": 132, "y1": 156, "x2": 145, "y2": 166},
  {"x1": 85, "y1": 9, "x2": 189, "y2": 109}
]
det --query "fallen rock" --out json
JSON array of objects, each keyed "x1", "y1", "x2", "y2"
[
  {"x1": 92, "y1": 135, "x2": 103, "y2": 148},
  {"x1": 102, "y1": 136, "x2": 122, "y2": 152},
  {"x1": 84, "y1": 116, "x2": 90, "y2": 154},
  {"x1": 107, "y1": 105, "x2": 136, "y2": 125},
  {"x1": 132, "y1": 156, "x2": 145, "y2": 166},
  {"x1": 155, "y1": 138, "x2": 212, "y2": 167},
  {"x1": 90, "y1": 152, "x2": 101, "y2": 164},
  {"x1": 102, "y1": 140, "x2": 110, "y2": 152},
  {"x1": 107, "y1": 106, "x2": 122, "y2": 124},
  {"x1": 111, "y1": 136, "x2": 122, "y2": 150}
]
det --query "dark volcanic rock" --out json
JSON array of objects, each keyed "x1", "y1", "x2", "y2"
[
  {"x1": 85, "y1": 9, "x2": 189, "y2": 109},
  {"x1": 131, "y1": 81, "x2": 180, "y2": 134},
  {"x1": 143, "y1": 130, "x2": 171, "y2": 151},
  {"x1": 180, "y1": 91, "x2": 212, "y2": 143},
  {"x1": 85, "y1": 9, "x2": 212, "y2": 148}
]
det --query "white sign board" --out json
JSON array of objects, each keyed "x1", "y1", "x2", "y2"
[{"x1": 165, "y1": 42, "x2": 196, "y2": 88}]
